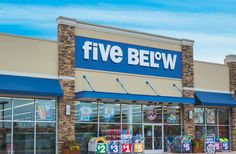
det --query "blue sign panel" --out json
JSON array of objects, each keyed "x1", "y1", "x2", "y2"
[
  {"x1": 205, "y1": 134, "x2": 216, "y2": 154},
  {"x1": 75, "y1": 36, "x2": 182, "y2": 78}
]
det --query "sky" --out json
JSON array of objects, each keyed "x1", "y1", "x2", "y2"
[{"x1": 0, "y1": 0, "x2": 236, "y2": 64}]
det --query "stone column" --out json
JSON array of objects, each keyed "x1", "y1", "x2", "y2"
[
  {"x1": 57, "y1": 18, "x2": 76, "y2": 153},
  {"x1": 225, "y1": 55, "x2": 236, "y2": 150},
  {"x1": 182, "y1": 42, "x2": 195, "y2": 137}
]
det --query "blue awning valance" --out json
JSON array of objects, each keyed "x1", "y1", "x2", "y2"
[
  {"x1": 75, "y1": 91, "x2": 195, "y2": 104},
  {"x1": 195, "y1": 91, "x2": 236, "y2": 106},
  {"x1": 0, "y1": 74, "x2": 63, "y2": 97}
]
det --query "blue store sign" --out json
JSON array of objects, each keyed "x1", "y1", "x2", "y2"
[{"x1": 75, "y1": 36, "x2": 182, "y2": 79}]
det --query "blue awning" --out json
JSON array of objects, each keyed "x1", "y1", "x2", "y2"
[
  {"x1": 0, "y1": 74, "x2": 63, "y2": 97},
  {"x1": 195, "y1": 91, "x2": 236, "y2": 106},
  {"x1": 75, "y1": 91, "x2": 195, "y2": 104}
]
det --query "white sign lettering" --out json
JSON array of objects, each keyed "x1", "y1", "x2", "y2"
[{"x1": 82, "y1": 41, "x2": 178, "y2": 70}]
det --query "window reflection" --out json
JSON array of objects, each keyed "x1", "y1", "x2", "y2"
[
  {"x1": 0, "y1": 97, "x2": 12, "y2": 121},
  {"x1": 0, "y1": 97, "x2": 56, "y2": 154},
  {"x1": 219, "y1": 108, "x2": 229, "y2": 125},
  {"x1": 122, "y1": 104, "x2": 142, "y2": 123},
  {"x1": 75, "y1": 123, "x2": 97, "y2": 154},
  {"x1": 13, "y1": 98, "x2": 34, "y2": 121},
  {"x1": 0, "y1": 122, "x2": 11, "y2": 154},
  {"x1": 36, "y1": 123, "x2": 56, "y2": 154},
  {"x1": 13, "y1": 122, "x2": 34, "y2": 154}
]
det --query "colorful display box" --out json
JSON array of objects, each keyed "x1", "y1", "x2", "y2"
[{"x1": 88, "y1": 129, "x2": 144, "y2": 154}]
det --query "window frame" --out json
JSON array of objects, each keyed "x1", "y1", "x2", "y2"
[
  {"x1": 0, "y1": 96, "x2": 57, "y2": 154},
  {"x1": 194, "y1": 107, "x2": 230, "y2": 140}
]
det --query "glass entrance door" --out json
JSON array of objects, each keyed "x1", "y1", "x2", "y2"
[{"x1": 144, "y1": 124, "x2": 163, "y2": 153}]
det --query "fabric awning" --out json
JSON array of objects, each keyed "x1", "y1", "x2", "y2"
[
  {"x1": 75, "y1": 91, "x2": 195, "y2": 104},
  {"x1": 0, "y1": 74, "x2": 63, "y2": 97},
  {"x1": 195, "y1": 91, "x2": 236, "y2": 106}
]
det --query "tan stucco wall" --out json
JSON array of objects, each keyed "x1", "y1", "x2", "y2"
[
  {"x1": 75, "y1": 28, "x2": 182, "y2": 52},
  {"x1": 194, "y1": 61, "x2": 230, "y2": 92},
  {"x1": 75, "y1": 69, "x2": 182, "y2": 97},
  {"x1": 0, "y1": 33, "x2": 58, "y2": 77}
]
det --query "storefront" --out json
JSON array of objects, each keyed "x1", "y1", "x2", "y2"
[
  {"x1": 74, "y1": 101, "x2": 183, "y2": 153},
  {"x1": 0, "y1": 16, "x2": 236, "y2": 154}
]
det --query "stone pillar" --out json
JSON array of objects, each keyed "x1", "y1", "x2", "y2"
[
  {"x1": 182, "y1": 43, "x2": 195, "y2": 137},
  {"x1": 57, "y1": 18, "x2": 76, "y2": 153},
  {"x1": 225, "y1": 55, "x2": 236, "y2": 150}
]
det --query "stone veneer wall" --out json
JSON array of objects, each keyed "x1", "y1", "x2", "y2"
[
  {"x1": 227, "y1": 61, "x2": 236, "y2": 150},
  {"x1": 57, "y1": 23, "x2": 76, "y2": 153},
  {"x1": 182, "y1": 45, "x2": 195, "y2": 137}
]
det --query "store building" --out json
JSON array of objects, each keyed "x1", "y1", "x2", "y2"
[{"x1": 0, "y1": 16, "x2": 235, "y2": 154}]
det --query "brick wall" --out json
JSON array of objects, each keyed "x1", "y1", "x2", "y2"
[
  {"x1": 182, "y1": 44, "x2": 195, "y2": 137},
  {"x1": 57, "y1": 23, "x2": 76, "y2": 153},
  {"x1": 226, "y1": 56, "x2": 236, "y2": 150}
]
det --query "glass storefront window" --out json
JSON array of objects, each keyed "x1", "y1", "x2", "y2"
[
  {"x1": 143, "y1": 105, "x2": 162, "y2": 123},
  {"x1": 207, "y1": 126, "x2": 218, "y2": 137},
  {"x1": 163, "y1": 106, "x2": 180, "y2": 124},
  {"x1": 75, "y1": 102, "x2": 97, "y2": 122},
  {"x1": 13, "y1": 98, "x2": 34, "y2": 121},
  {"x1": 36, "y1": 99, "x2": 56, "y2": 121},
  {"x1": 164, "y1": 125, "x2": 181, "y2": 152},
  {"x1": 75, "y1": 123, "x2": 97, "y2": 154},
  {"x1": 122, "y1": 104, "x2": 141, "y2": 123},
  {"x1": 194, "y1": 108, "x2": 205, "y2": 124},
  {"x1": 122, "y1": 124, "x2": 142, "y2": 136},
  {"x1": 36, "y1": 123, "x2": 56, "y2": 154},
  {"x1": 99, "y1": 103, "x2": 120, "y2": 123},
  {"x1": 0, "y1": 122, "x2": 11, "y2": 153},
  {"x1": 13, "y1": 122, "x2": 34, "y2": 154},
  {"x1": 0, "y1": 97, "x2": 56, "y2": 154},
  {"x1": 0, "y1": 97, "x2": 12, "y2": 121},
  {"x1": 218, "y1": 108, "x2": 229, "y2": 125},
  {"x1": 219, "y1": 126, "x2": 229, "y2": 139},
  {"x1": 206, "y1": 109, "x2": 217, "y2": 124},
  {"x1": 195, "y1": 126, "x2": 205, "y2": 139},
  {"x1": 194, "y1": 107, "x2": 231, "y2": 150}
]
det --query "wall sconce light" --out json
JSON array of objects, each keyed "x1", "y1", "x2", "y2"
[
  {"x1": 65, "y1": 103, "x2": 71, "y2": 116},
  {"x1": 188, "y1": 110, "x2": 193, "y2": 120}
]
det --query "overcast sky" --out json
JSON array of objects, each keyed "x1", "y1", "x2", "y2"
[{"x1": 0, "y1": 0, "x2": 236, "y2": 63}]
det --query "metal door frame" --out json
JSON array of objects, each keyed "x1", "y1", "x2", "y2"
[{"x1": 143, "y1": 123, "x2": 163, "y2": 153}]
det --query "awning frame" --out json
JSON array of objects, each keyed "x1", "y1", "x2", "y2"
[{"x1": 75, "y1": 91, "x2": 195, "y2": 104}]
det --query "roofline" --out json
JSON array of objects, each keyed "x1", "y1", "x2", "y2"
[
  {"x1": 194, "y1": 60, "x2": 227, "y2": 66},
  {"x1": 0, "y1": 32, "x2": 56, "y2": 43},
  {"x1": 57, "y1": 16, "x2": 194, "y2": 46}
]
